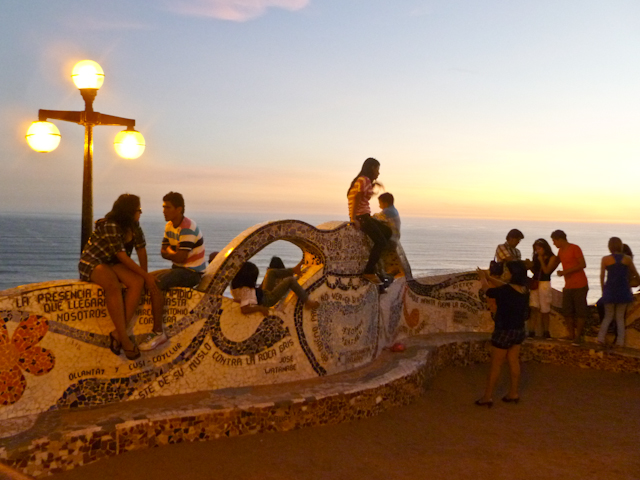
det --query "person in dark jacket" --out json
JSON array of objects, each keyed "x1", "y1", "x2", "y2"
[{"x1": 476, "y1": 261, "x2": 529, "y2": 407}]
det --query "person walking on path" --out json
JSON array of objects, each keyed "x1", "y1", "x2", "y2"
[
  {"x1": 476, "y1": 261, "x2": 529, "y2": 407},
  {"x1": 597, "y1": 237, "x2": 639, "y2": 348},
  {"x1": 347, "y1": 157, "x2": 392, "y2": 285},
  {"x1": 549, "y1": 230, "x2": 588, "y2": 346}
]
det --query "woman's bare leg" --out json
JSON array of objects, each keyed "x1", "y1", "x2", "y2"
[
  {"x1": 481, "y1": 346, "x2": 507, "y2": 402},
  {"x1": 541, "y1": 312, "x2": 550, "y2": 334},
  {"x1": 528, "y1": 308, "x2": 539, "y2": 336},
  {"x1": 90, "y1": 265, "x2": 136, "y2": 352},
  {"x1": 506, "y1": 344, "x2": 522, "y2": 399},
  {"x1": 112, "y1": 264, "x2": 145, "y2": 328}
]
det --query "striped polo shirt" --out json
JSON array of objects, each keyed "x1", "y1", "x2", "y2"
[{"x1": 162, "y1": 217, "x2": 206, "y2": 273}]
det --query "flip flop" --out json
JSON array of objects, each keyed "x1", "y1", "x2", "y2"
[{"x1": 109, "y1": 331, "x2": 122, "y2": 356}]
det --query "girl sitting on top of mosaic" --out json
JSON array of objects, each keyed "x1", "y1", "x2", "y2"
[
  {"x1": 231, "y1": 259, "x2": 319, "y2": 315},
  {"x1": 78, "y1": 194, "x2": 161, "y2": 361}
]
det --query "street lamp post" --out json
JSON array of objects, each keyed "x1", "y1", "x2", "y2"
[{"x1": 26, "y1": 60, "x2": 146, "y2": 251}]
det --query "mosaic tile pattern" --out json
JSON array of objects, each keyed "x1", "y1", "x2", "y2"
[
  {"x1": 0, "y1": 314, "x2": 55, "y2": 407},
  {"x1": 1, "y1": 218, "x2": 640, "y2": 478},
  {"x1": 2, "y1": 333, "x2": 639, "y2": 478},
  {"x1": 0, "y1": 219, "x2": 414, "y2": 424}
]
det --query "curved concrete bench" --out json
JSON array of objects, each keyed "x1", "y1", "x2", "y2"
[
  {"x1": 2, "y1": 218, "x2": 640, "y2": 477},
  {"x1": 0, "y1": 219, "x2": 494, "y2": 426},
  {"x1": 1, "y1": 333, "x2": 639, "y2": 477}
]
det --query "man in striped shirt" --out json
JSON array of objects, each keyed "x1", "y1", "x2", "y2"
[{"x1": 140, "y1": 192, "x2": 206, "y2": 351}]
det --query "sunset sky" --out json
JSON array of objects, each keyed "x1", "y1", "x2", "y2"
[{"x1": 2, "y1": 1, "x2": 640, "y2": 223}]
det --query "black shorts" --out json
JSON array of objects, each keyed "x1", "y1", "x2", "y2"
[
  {"x1": 491, "y1": 329, "x2": 526, "y2": 350},
  {"x1": 562, "y1": 286, "x2": 589, "y2": 318}
]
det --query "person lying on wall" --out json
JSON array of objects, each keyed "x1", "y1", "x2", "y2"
[
  {"x1": 260, "y1": 256, "x2": 308, "y2": 291},
  {"x1": 231, "y1": 261, "x2": 319, "y2": 315},
  {"x1": 78, "y1": 194, "x2": 161, "y2": 361}
]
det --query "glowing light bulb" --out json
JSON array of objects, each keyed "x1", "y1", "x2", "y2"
[
  {"x1": 71, "y1": 60, "x2": 104, "y2": 90},
  {"x1": 114, "y1": 129, "x2": 145, "y2": 159},
  {"x1": 26, "y1": 121, "x2": 61, "y2": 152}
]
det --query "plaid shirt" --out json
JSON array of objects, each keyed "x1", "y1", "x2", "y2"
[
  {"x1": 79, "y1": 219, "x2": 145, "y2": 272},
  {"x1": 495, "y1": 242, "x2": 521, "y2": 262}
]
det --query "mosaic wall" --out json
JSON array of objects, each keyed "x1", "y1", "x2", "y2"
[
  {"x1": 0, "y1": 219, "x2": 473, "y2": 428},
  {"x1": 2, "y1": 217, "x2": 640, "y2": 477},
  {"x1": 2, "y1": 334, "x2": 640, "y2": 478},
  {"x1": 1, "y1": 215, "x2": 640, "y2": 430}
]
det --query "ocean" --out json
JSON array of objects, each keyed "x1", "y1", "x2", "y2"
[{"x1": 2, "y1": 212, "x2": 640, "y2": 304}]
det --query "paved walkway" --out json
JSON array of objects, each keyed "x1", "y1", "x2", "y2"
[{"x1": 52, "y1": 361, "x2": 640, "y2": 480}]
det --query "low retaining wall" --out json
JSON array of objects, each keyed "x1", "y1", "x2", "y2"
[
  {"x1": 2, "y1": 333, "x2": 640, "y2": 478},
  {"x1": 0, "y1": 220, "x2": 492, "y2": 426},
  {"x1": 1, "y1": 218, "x2": 640, "y2": 477}
]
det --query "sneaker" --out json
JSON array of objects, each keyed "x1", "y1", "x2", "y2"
[
  {"x1": 543, "y1": 331, "x2": 551, "y2": 339},
  {"x1": 139, "y1": 331, "x2": 169, "y2": 351},
  {"x1": 571, "y1": 337, "x2": 584, "y2": 347}
]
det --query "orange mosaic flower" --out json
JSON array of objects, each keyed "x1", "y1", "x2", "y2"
[{"x1": 0, "y1": 315, "x2": 55, "y2": 406}]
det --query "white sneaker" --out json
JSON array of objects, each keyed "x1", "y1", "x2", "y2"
[{"x1": 139, "y1": 331, "x2": 168, "y2": 351}]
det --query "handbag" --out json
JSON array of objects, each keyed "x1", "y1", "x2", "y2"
[
  {"x1": 630, "y1": 272, "x2": 640, "y2": 288},
  {"x1": 489, "y1": 258, "x2": 503, "y2": 276}
]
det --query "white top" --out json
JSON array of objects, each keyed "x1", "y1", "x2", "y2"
[{"x1": 230, "y1": 287, "x2": 258, "y2": 307}]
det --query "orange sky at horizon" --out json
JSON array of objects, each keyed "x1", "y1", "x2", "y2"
[{"x1": 2, "y1": 2, "x2": 639, "y2": 227}]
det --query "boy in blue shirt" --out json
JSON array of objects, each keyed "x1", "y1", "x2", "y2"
[{"x1": 374, "y1": 193, "x2": 401, "y2": 245}]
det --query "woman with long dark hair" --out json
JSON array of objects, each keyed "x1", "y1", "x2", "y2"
[
  {"x1": 476, "y1": 261, "x2": 529, "y2": 407},
  {"x1": 597, "y1": 237, "x2": 639, "y2": 348},
  {"x1": 528, "y1": 238, "x2": 557, "y2": 338},
  {"x1": 79, "y1": 194, "x2": 160, "y2": 360},
  {"x1": 347, "y1": 158, "x2": 392, "y2": 284}
]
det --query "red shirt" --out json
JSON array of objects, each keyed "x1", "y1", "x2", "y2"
[{"x1": 558, "y1": 243, "x2": 588, "y2": 289}]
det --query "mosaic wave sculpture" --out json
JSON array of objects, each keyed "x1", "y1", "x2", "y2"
[{"x1": 1, "y1": 219, "x2": 639, "y2": 431}]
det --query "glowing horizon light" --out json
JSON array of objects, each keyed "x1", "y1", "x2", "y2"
[
  {"x1": 25, "y1": 121, "x2": 61, "y2": 153},
  {"x1": 113, "y1": 129, "x2": 145, "y2": 159},
  {"x1": 71, "y1": 60, "x2": 104, "y2": 90}
]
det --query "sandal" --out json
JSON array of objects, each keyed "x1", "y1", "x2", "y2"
[
  {"x1": 502, "y1": 396, "x2": 520, "y2": 404},
  {"x1": 123, "y1": 344, "x2": 141, "y2": 361},
  {"x1": 109, "y1": 332, "x2": 122, "y2": 356}
]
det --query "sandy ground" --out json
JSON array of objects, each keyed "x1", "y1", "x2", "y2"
[{"x1": 53, "y1": 362, "x2": 640, "y2": 480}]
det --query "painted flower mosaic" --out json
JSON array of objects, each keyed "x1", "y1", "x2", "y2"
[{"x1": 0, "y1": 314, "x2": 55, "y2": 406}]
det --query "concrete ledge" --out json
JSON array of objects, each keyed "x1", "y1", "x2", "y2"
[{"x1": 1, "y1": 333, "x2": 640, "y2": 478}]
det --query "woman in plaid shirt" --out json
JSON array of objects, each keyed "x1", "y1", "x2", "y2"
[{"x1": 79, "y1": 194, "x2": 160, "y2": 360}]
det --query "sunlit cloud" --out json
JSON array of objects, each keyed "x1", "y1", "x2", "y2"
[{"x1": 166, "y1": 0, "x2": 309, "y2": 22}]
